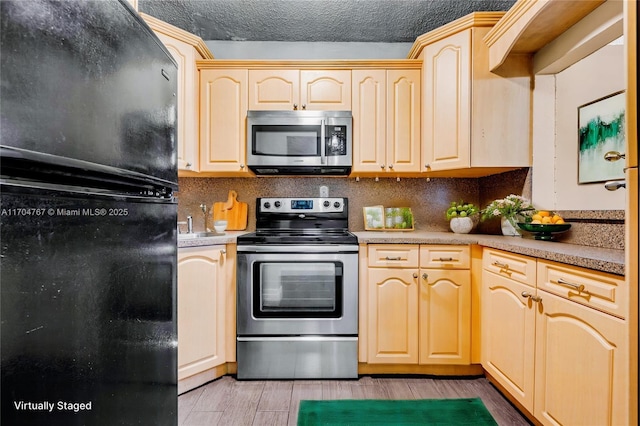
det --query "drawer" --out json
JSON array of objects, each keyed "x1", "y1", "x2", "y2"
[
  {"x1": 482, "y1": 248, "x2": 536, "y2": 287},
  {"x1": 368, "y1": 244, "x2": 419, "y2": 268},
  {"x1": 419, "y1": 245, "x2": 470, "y2": 269},
  {"x1": 537, "y1": 260, "x2": 627, "y2": 319}
]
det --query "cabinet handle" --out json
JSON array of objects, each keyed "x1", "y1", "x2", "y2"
[
  {"x1": 413, "y1": 273, "x2": 418, "y2": 278},
  {"x1": 302, "y1": 104, "x2": 306, "y2": 110},
  {"x1": 438, "y1": 257, "x2": 453, "y2": 262},
  {"x1": 293, "y1": 104, "x2": 298, "y2": 110},
  {"x1": 557, "y1": 278, "x2": 585, "y2": 292},
  {"x1": 186, "y1": 162, "x2": 192, "y2": 168},
  {"x1": 492, "y1": 260, "x2": 509, "y2": 269},
  {"x1": 240, "y1": 164, "x2": 245, "y2": 169},
  {"x1": 604, "y1": 151, "x2": 625, "y2": 162},
  {"x1": 384, "y1": 256, "x2": 402, "y2": 261},
  {"x1": 220, "y1": 249, "x2": 226, "y2": 255},
  {"x1": 380, "y1": 164, "x2": 385, "y2": 169},
  {"x1": 422, "y1": 273, "x2": 428, "y2": 280},
  {"x1": 424, "y1": 164, "x2": 430, "y2": 169},
  {"x1": 389, "y1": 164, "x2": 394, "y2": 169},
  {"x1": 521, "y1": 291, "x2": 542, "y2": 302}
]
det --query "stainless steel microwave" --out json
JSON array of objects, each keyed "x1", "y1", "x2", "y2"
[{"x1": 246, "y1": 110, "x2": 352, "y2": 175}]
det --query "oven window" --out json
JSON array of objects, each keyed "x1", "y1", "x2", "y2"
[
  {"x1": 252, "y1": 125, "x2": 320, "y2": 156},
  {"x1": 253, "y1": 261, "x2": 343, "y2": 318}
]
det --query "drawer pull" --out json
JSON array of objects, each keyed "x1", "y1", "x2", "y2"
[
  {"x1": 385, "y1": 256, "x2": 403, "y2": 261},
  {"x1": 438, "y1": 257, "x2": 454, "y2": 262},
  {"x1": 492, "y1": 260, "x2": 509, "y2": 269},
  {"x1": 413, "y1": 273, "x2": 418, "y2": 279},
  {"x1": 557, "y1": 278, "x2": 585, "y2": 292}
]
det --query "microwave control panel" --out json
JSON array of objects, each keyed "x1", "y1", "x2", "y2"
[{"x1": 326, "y1": 126, "x2": 347, "y2": 156}]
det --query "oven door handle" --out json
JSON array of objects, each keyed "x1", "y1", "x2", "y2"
[
  {"x1": 320, "y1": 119, "x2": 326, "y2": 165},
  {"x1": 237, "y1": 245, "x2": 359, "y2": 253},
  {"x1": 237, "y1": 336, "x2": 358, "y2": 342}
]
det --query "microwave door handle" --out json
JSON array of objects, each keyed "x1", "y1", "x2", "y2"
[{"x1": 320, "y1": 119, "x2": 326, "y2": 165}]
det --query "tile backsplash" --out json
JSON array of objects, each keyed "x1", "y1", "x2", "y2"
[{"x1": 177, "y1": 168, "x2": 624, "y2": 250}]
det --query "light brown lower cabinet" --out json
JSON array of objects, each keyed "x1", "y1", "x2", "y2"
[
  {"x1": 482, "y1": 248, "x2": 628, "y2": 425},
  {"x1": 177, "y1": 245, "x2": 230, "y2": 393},
  {"x1": 365, "y1": 244, "x2": 470, "y2": 365}
]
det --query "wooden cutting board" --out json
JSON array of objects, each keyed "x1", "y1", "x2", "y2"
[{"x1": 212, "y1": 190, "x2": 248, "y2": 230}]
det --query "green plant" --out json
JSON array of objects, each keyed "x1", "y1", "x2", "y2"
[
  {"x1": 481, "y1": 194, "x2": 535, "y2": 225},
  {"x1": 445, "y1": 201, "x2": 479, "y2": 221}
]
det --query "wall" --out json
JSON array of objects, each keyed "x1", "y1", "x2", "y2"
[
  {"x1": 532, "y1": 43, "x2": 626, "y2": 211},
  {"x1": 177, "y1": 169, "x2": 530, "y2": 233},
  {"x1": 205, "y1": 41, "x2": 414, "y2": 59}
]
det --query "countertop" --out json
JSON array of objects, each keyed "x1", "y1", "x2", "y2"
[{"x1": 178, "y1": 230, "x2": 625, "y2": 276}]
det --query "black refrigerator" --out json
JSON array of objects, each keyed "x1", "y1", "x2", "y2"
[{"x1": 1, "y1": 1, "x2": 178, "y2": 424}]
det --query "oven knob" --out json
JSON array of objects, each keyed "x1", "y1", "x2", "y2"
[
  {"x1": 334, "y1": 201, "x2": 341, "y2": 208},
  {"x1": 274, "y1": 201, "x2": 281, "y2": 208},
  {"x1": 323, "y1": 201, "x2": 330, "y2": 208},
  {"x1": 263, "y1": 202, "x2": 271, "y2": 209}
]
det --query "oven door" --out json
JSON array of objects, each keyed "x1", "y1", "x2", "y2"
[{"x1": 236, "y1": 248, "x2": 358, "y2": 336}]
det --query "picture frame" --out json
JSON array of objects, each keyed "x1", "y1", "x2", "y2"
[
  {"x1": 363, "y1": 206, "x2": 385, "y2": 230},
  {"x1": 577, "y1": 91, "x2": 626, "y2": 184}
]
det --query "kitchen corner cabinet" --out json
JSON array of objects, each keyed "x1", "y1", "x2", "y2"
[
  {"x1": 352, "y1": 69, "x2": 421, "y2": 175},
  {"x1": 177, "y1": 245, "x2": 228, "y2": 386},
  {"x1": 248, "y1": 69, "x2": 351, "y2": 111},
  {"x1": 199, "y1": 69, "x2": 252, "y2": 175},
  {"x1": 481, "y1": 248, "x2": 629, "y2": 425},
  {"x1": 481, "y1": 249, "x2": 537, "y2": 411},
  {"x1": 415, "y1": 14, "x2": 530, "y2": 174},
  {"x1": 141, "y1": 14, "x2": 213, "y2": 173},
  {"x1": 365, "y1": 244, "x2": 471, "y2": 365}
]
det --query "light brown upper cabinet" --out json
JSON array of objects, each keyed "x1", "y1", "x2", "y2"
[
  {"x1": 351, "y1": 69, "x2": 421, "y2": 175},
  {"x1": 248, "y1": 70, "x2": 351, "y2": 111},
  {"x1": 409, "y1": 12, "x2": 530, "y2": 177},
  {"x1": 199, "y1": 69, "x2": 253, "y2": 176},
  {"x1": 141, "y1": 14, "x2": 214, "y2": 174}
]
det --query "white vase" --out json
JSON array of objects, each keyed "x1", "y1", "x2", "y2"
[
  {"x1": 501, "y1": 217, "x2": 521, "y2": 236},
  {"x1": 450, "y1": 216, "x2": 474, "y2": 234}
]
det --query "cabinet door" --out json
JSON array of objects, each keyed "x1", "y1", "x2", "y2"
[
  {"x1": 155, "y1": 33, "x2": 200, "y2": 172},
  {"x1": 481, "y1": 270, "x2": 536, "y2": 413},
  {"x1": 534, "y1": 290, "x2": 628, "y2": 426},
  {"x1": 419, "y1": 269, "x2": 470, "y2": 364},
  {"x1": 300, "y1": 70, "x2": 351, "y2": 110},
  {"x1": 352, "y1": 70, "x2": 386, "y2": 173},
  {"x1": 177, "y1": 246, "x2": 227, "y2": 381},
  {"x1": 199, "y1": 69, "x2": 251, "y2": 174},
  {"x1": 386, "y1": 69, "x2": 421, "y2": 173},
  {"x1": 248, "y1": 69, "x2": 299, "y2": 110},
  {"x1": 422, "y1": 29, "x2": 471, "y2": 171},
  {"x1": 367, "y1": 268, "x2": 419, "y2": 364}
]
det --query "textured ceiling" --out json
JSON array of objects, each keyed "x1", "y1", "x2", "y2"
[{"x1": 138, "y1": 0, "x2": 517, "y2": 43}]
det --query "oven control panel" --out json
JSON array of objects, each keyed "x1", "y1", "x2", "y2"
[{"x1": 259, "y1": 197, "x2": 346, "y2": 213}]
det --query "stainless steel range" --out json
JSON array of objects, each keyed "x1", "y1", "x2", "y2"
[{"x1": 236, "y1": 197, "x2": 358, "y2": 379}]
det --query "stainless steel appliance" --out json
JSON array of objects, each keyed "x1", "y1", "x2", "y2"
[
  {"x1": 236, "y1": 197, "x2": 359, "y2": 379},
  {"x1": 1, "y1": 1, "x2": 177, "y2": 424},
  {"x1": 246, "y1": 110, "x2": 352, "y2": 175}
]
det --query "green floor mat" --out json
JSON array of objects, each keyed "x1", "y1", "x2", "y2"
[{"x1": 297, "y1": 398, "x2": 498, "y2": 426}]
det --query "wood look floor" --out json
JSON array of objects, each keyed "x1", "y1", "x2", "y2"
[{"x1": 178, "y1": 376, "x2": 532, "y2": 425}]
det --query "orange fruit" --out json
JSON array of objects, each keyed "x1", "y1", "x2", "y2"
[
  {"x1": 531, "y1": 219, "x2": 542, "y2": 224},
  {"x1": 551, "y1": 214, "x2": 563, "y2": 223},
  {"x1": 532, "y1": 214, "x2": 543, "y2": 221},
  {"x1": 541, "y1": 216, "x2": 552, "y2": 224},
  {"x1": 538, "y1": 210, "x2": 551, "y2": 217},
  {"x1": 555, "y1": 219, "x2": 565, "y2": 224}
]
